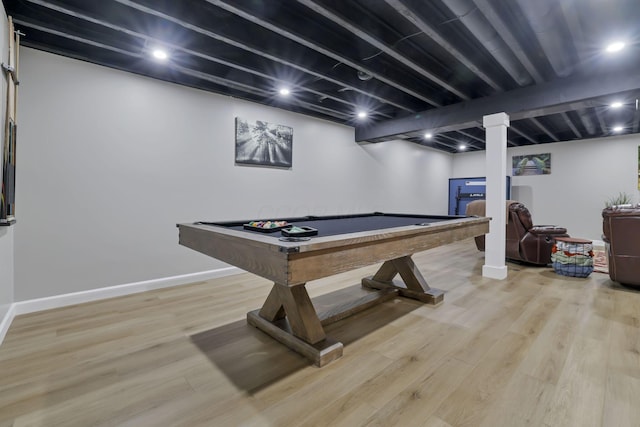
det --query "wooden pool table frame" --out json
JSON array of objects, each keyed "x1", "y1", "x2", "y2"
[{"x1": 178, "y1": 214, "x2": 489, "y2": 366}]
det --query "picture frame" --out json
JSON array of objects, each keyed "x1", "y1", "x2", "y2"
[
  {"x1": 235, "y1": 117, "x2": 293, "y2": 168},
  {"x1": 512, "y1": 153, "x2": 551, "y2": 176}
]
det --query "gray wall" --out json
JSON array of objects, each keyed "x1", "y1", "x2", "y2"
[
  {"x1": 11, "y1": 45, "x2": 638, "y2": 303},
  {"x1": 452, "y1": 133, "x2": 640, "y2": 240},
  {"x1": 0, "y1": 7, "x2": 13, "y2": 319},
  {"x1": 0, "y1": 227, "x2": 12, "y2": 320},
  {"x1": 14, "y1": 48, "x2": 452, "y2": 301}
]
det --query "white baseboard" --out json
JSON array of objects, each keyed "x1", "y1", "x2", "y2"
[
  {"x1": 0, "y1": 303, "x2": 16, "y2": 345},
  {"x1": 13, "y1": 267, "x2": 243, "y2": 316},
  {"x1": 482, "y1": 264, "x2": 508, "y2": 280}
]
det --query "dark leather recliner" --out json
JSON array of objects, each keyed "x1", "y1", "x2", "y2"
[
  {"x1": 602, "y1": 206, "x2": 640, "y2": 287},
  {"x1": 506, "y1": 203, "x2": 569, "y2": 265},
  {"x1": 466, "y1": 200, "x2": 569, "y2": 265}
]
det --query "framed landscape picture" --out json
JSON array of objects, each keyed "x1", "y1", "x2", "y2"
[
  {"x1": 512, "y1": 153, "x2": 551, "y2": 176},
  {"x1": 235, "y1": 118, "x2": 293, "y2": 168}
]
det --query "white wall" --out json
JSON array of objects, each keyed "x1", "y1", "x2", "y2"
[
  {"x1": 0, "y1": 227, "x2": 12, "y2": 321},
  {"x1": 453, "y1": 133, "x2": 640, "y2": 240},
  {"x1": 0, "y1": 7, "x2": 13, "y2": 320},
  {"x1": 14, "y1": 48, "x2": 452, "y2": 301}
]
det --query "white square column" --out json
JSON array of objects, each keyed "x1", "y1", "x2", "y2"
[{"x1": 482, "y1": 112, "x2": 509, "y2": 280}]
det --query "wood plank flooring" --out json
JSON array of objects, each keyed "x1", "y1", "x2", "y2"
[{"x1": 1, "y1": 239, "x2": 639, "y2": 426}]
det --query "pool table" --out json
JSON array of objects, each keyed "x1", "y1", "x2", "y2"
[{"x1": 177, "y1": 212, "x2": 489, "y2": 366}]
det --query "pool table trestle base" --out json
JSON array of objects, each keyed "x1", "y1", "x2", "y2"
[
  {"x1": 361, "y1": 256, "x2": 445, "y2": 305},
  {"x1": 249, "y1": 281, "x2": 401, "y2": 366},
  {"x1": 248, "y1": 255, "x2": 442, "y2": 366},
  {"x1": 247, "y1": 309, "x2": 344, "y2": 367}
]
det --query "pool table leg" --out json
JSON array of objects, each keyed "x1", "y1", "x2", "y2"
[
  {"x1": 362, "y1": 256, "x2": 444, "y2": 305},
  {"x1": 247, "y1": 282, "x2": 343, "y2": 367},
  {"x1": 260, "y1": 282, "x2": 326, "y2": 344}
]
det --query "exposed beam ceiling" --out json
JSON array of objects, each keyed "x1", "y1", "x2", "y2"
[
  {"x1": 3, "y1": 0, "x2": 639, "y2": 152},
  {"x1": 356, "y1": 66, "x2": 640, "y2": 142}
]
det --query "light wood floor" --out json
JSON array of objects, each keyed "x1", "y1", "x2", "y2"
[{"x1": 1, "y1": 239, "x2": 639, "y2": 427}]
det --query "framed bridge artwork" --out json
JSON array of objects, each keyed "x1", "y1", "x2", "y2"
[{"x1": 512, "y1": 153, "x2": 551, "y2": 176}]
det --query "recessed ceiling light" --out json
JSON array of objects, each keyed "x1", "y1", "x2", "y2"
[
  {"x1": 357, "y1": 111, "x2": 367, "y2": 119},
  {"x1": 357, "y1": 70, "x2": 372, "y2": 81},
  {"x1": 610, "y1": 101, "x2": 623, "y2": 108},
  {"x1": 424, "y1": 132, "x2": 433, "y2": 139},
  {"x1": 152, "y1": 49, "x2": 168, "y2": 60},
  {"x1": 613, "y1": 125, "x2": 624, "y2": 132},
  {"x1": 459, "y1": 144, "x2": 467, "y2": 151},
  {"x1": 279, "y1": 88, "x2": 290, "y2": 96},
  {"x1": 606, "y1": 41, "x2": 625, "y2": 53}
]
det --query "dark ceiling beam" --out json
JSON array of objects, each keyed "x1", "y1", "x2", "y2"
[
  {"x1": 595, "y1": 111, "x2": 607, "y2": 134},
  {"x1": 472, "y1": 0, "x2": 544, "y2": 83},
  {"x1": 455, "y1": 130, "x2": 484, "y2": 144},
  {"x1": 517, "y1": 0, "x2": 572, "y2": 78},
  {"x1": 530, "y1": 118, "x2": 559, "y2": 142},
  {"x1": 557, "y1": 0, "x2": 598, "y2": 136},
  {"x1": 355, "y1": 67, "x2": 640, "y2": 142},
  {"x1": 15, "y1": 19, "x2": 139, "y2": 57},
  {"x1": 430, "y1": 135, "x2": 460, "y2": 151},
  {"x1": 561, "y1": 112, "x2": 582, "y2": 138},
  {"x1": 560, "y1": 0, "x2": 587, "y2": 65},
  {"x1": 576, "y1": 109, "x2": 597, "y2": 135},
  {"x1": 438, "y1": 133, "x2": 482, "y2": 150},
  {"x1": 472, "y1": 0, "x2": 576, "y2": 144},
  {"x1": 509, "y1": 126, "x2": 534, "y2": 144},
  {"x1": 446, "y1": 0, "x2": 540, "y2": 143},
  {"x1": 297, "y1": 0, "x2": 469, "y2": 100},
  {"x1": 207, "y1": 0, "x2": 440, "y2": 108},
  {"x1": 382, "y1": 0, "x2": 533, "y2": 146},
  {"x1": 173, "y1": 65, "x2": 351, "y2": 119},
  {"x1": 437, "y1": 133, "x2": 462, "y2": 145},
  {"x1": 593, "y1": 111, "x2": 608, "y2": 135},
  {"x1": 469, "y1": 0, "x2": 543, "y2": 145},
  {"x1": 440, "y1": 0, "x2": 531, "y2": 87},
  {"x1": 297, "y1": 0, "x2": 519, "y2": 147},
  {"x1": 384, "y1": 0, "x2": 501, "y2": 91}
]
